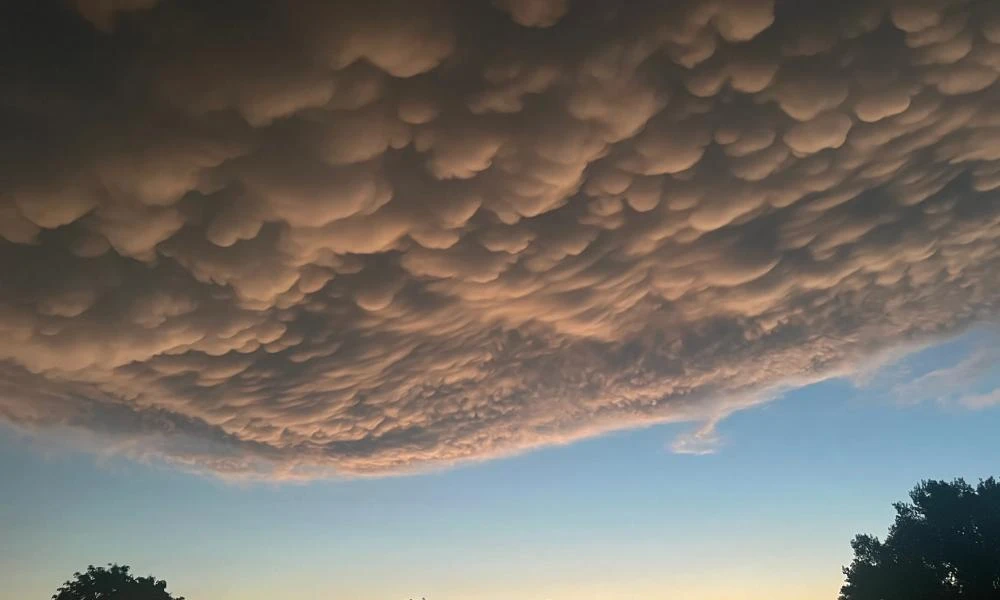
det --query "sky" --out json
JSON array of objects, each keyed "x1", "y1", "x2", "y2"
[
  {"x1": 1, "y1": 0, "x2": 1000, "y2": 598},
  {"x1": 3, "y1": 327, "x2": 999, "y2": 600}
]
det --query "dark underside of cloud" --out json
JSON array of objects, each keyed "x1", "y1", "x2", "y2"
[{"x1": 0, "y1": 0, "x2": 998, "y2": 478}]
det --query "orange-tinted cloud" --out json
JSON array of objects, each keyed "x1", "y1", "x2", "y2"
[{"x1": 1, "y1": 0, "x2": 999, "y2": 478}]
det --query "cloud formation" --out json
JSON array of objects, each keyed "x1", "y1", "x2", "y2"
[
  {"x1": 1, "y1": 0, "x2": 999, "y2": 478},
  {"x1": 890, "y1": 341, "x2": 1000, "y2": 409}
]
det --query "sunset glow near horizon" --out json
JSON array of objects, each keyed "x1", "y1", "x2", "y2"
[
  {"x1": 5, "y1": 328, "x2": 1000, "y2": 599},
  {"x1": 1, "y1": 0, "x2": 999, "y2": 598}
]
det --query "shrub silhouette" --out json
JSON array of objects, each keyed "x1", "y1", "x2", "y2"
[
  {"x1": 841, "y1": 478, "x2": 1000, "y2": 600},
  {"x1": 53, "y1": 564, "x2": 184, "y2": 600}
]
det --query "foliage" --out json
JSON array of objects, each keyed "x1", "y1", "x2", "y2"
[
  {"x1": 840, "y1": 478, "x2": 1000, "y2": 600},
  {"x1": 53, "y1": 564, "x2": 184, "y2": 600}
]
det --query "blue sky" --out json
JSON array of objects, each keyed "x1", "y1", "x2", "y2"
[{"x1": 4, "y1": 327, "x2": 998, "y2": 600}]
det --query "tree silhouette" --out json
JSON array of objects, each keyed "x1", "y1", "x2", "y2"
[
  {"x1": 840, "y1": 478, "x2": 1000, "y2": 600},
  {"x1": 53, "y1": 564, "x2": 184, "y2": 600}
]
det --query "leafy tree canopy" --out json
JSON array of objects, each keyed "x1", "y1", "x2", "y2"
[
  {"x1": 53, "y1": 564, "x2": 184, "y2": 600},
  {"x1": 841, "y1": 478, "x2": 1000, "y2": 600}
]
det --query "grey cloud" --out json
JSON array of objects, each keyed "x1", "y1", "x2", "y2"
[{"x1": 1, "y1": 0, "x2": 999, "y2": 478}]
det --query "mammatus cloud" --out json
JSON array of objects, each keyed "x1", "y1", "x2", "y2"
[{"x1": 1, "y1": 0, "x2": 999, "y2": 478}]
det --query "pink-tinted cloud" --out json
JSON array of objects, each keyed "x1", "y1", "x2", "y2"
[{"x1": 1, "y1": 0, "x2": 999, "y2": 478}]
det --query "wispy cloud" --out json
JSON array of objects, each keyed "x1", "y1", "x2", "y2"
[
  {"x1": 890, "y1": 344, "x2": 1000, "y2": 410},
  {"x1": 958, "y1": 388, "x2": 1000, "y2": 410},
  {"x1": 670, "y1": 421, "x2": 724, "y2": 456}
]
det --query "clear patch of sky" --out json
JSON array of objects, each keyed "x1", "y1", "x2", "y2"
[{"x1": 2, "y1": 326, "x2": 998, "y2": 600}]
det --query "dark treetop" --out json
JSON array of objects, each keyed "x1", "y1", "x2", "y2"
[
  {"x1": 841, "y1": 478, "x2": 1000, "y2": 600},
  {"x1": 53, "y1": 564, "x2": 184, "y2": 600}
]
